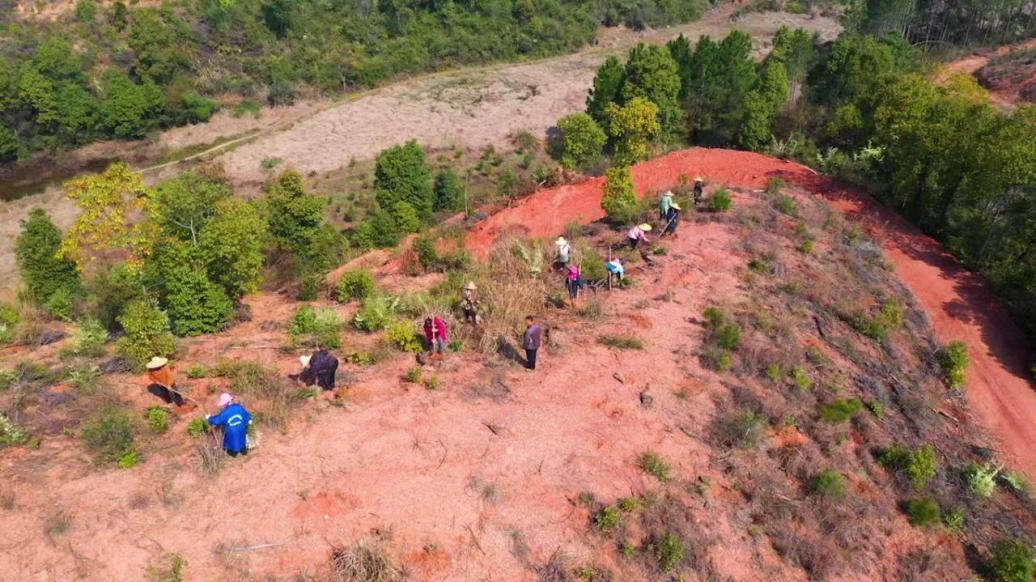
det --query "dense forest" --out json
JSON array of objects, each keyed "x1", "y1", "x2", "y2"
[
  {"x1": 0, "y1": 0, "x2": 712, "y2": 160},
  {"x1": 560, "y1": 24, "x2": 1036, "y2": 342}
]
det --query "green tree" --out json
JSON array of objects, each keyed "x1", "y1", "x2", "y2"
[
  {"x1": 606, "y1": 97, "x2": 660, "y2": 166},
  {"x1": 264, "y1": 170, "x2": 341, "y2": 271},
  {"x1": 391, "y1": 200, "x2": 421, "y2": 234},
  {"x1": 738, "y1": 60, "x2": 790, "y2": 149},
  {"x1": 374, "y1": 140, "x2": 434, "y2": 222},
  {"x1": 98, "y1": 71, "x2": 166, "y2": 139},
  {"x1": 433, "y1": 168, "x2": 464, "y2": 212},
  {"x1": 127, "y1": 9, "x2": 192, "y2": 84},
  {"x1": 198, "y1": 198, "x2": 267, "y2": 299},
  {"x1": 144, "y1": 239, "x2": 233, "y2": 336},
  {"x1": 88, "y1": 264, "x2": 146, "y2": 332},
  {"x1": 0, "y1": 124, "x2": 18, "y2": 162},
  {"x1": 116, "y1": 300, "x2": 176, "y2": 369},
  {"x1": 152, "y1": 171, "x2": 231, "y2": 245},
  {"x1": 586, "y1": 56, "x2": 625, "y2": 126},
  {"x1": 601, "y1": 165, "x2": 638, "y2": 225},
  {"x1": 15, "y1": 208, "x2": 81, "y2": 304},
  {"x1": 683, "y1": 31, "x2": 758, "y2": 145},
  {"x1": 61, "y1": 162, "x2": 158, "y2": 272},
  {"x1": 621, "y1": 43, "x2": 682, "y2": 142},
  {"x1": 557, "y1": 112, "x2": 606, "y2": 170},
  {"x1": 769, "y1": 27, "x2": 817, "y2": 104}
]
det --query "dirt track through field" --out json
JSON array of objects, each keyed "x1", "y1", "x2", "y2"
[{"x1": 467, "y1": 147, "x2": 1036, "y2": 481}]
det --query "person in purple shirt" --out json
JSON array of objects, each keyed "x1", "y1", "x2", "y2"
[
  {"x1": 522, "y1": 315, "x2": 542, "y2": 371},
  {"x1": 207, "y1": 393, "x2": 252, "y2": 456}
]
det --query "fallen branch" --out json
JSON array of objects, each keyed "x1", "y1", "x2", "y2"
[
  {"x1": 466, "y1": 525, "x2": 486, "y2": 556},
  {"x1": 934, "y1": 408, "x2": 960, "y2": 424},
  {"x1": 225, "y1": 542, "x2": 285, "y2": 553}
]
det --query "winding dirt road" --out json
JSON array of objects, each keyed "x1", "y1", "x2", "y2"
[{"x1": 467, "y1": 147, "x2": 1036, "y2": 481}]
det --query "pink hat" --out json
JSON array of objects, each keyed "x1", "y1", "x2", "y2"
[{"x1": 218, "y1": 393, "x2": 233, "y2": 407}]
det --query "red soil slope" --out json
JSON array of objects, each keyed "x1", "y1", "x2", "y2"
[{"x1": 468, "y1": 148, "x2": 1036, "y2": 480}]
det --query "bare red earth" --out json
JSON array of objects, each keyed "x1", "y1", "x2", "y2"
[{"x1": 468, "y1": 147, "x2": 1036, "y2": 481}]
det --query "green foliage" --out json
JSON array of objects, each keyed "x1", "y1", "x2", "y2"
[
  {"x1": 556, "y1": 113, "x2": 606, "y2": 170},
  {"x1": 773, "y1": 194, "x2": 799, "y2": 216},
  {"x1": 115, "y1": 301, "x2": 177, "y2": 371},
  {"x1": 854, "y1": 301, "x2": 905, "y2": 341},
  {"x1": 905, "y1": 497, "x2": 940, "y2": 527},
  {"x1": 81, "y1": 407, "x2": 137, "y2": 466},
  {"x1": 989, "y1": 538, "x2": 1035, "y2": 582},
  {"x1": 146, "y1": 552, "x2": 187, "y2": 582},
  {"x1": 818, "y1": 398, "x2": 862, "y2": 423},
  {"x1": 605, "y1": 97, "x2": 660, "y2": 166},
  {"x1": 186, "y1": 364, "x2": 207, "y2": 379},
  {"x1": 44, "y1": 287, "x2": 75, "y2": 321},
  {"x1": 88, "y1": 264, "x2": 147, "y2": 332},
  {"x1": 809, "y1": 470, "x2": 846, "y2": 499},
  {"x1": 601, "y1": 166, "x2": 639, "y2": 225},
  {"x1": 404, "y1": 366, "x2": 422, "y2": 384},
  {"x1": 586, "y1": 56, "x2": 625, "y2": 125},
  {"x1": 638, "y1": 451, "x2": 672, "y2": 483},
  {"x1": 597, "y1": 334, "x2": 643, "y2": 350},
  {"x1": 651, "y1": 532, "x2": 684, "y2": 573},
  {"x1": 681, "y1": 31, "x2": 759, "y2": 145},
  {"x1": 288, "y1": 305, "x2": 342, "y2": 349},
  {"x1": 1004, "y1": 471, "x2": 1031, "y2": 496},
  {"x1": 594, "y1": 505, "x2": 621, "y2": 533},
  {"x1": 16, "y1": 209, "x2": 81, "y2": 307},
  {"x1": 353, "y1": 295, "x2": 396, "y2": 332},
  {"x1": 0, "y1": 414, "x2": 31, "y2": 446},
  {"x1": 186, "y1": 417, "x2": 208, "y2": 438},
  {"x1": 703, "y1": 307, "x2": 725, "y2": 329},
  {"x1": 337, "y1": 270, "x2": 376, "y2": 302},
  {"x1": 375, "y1": 141, "x2": 434, "y2": 223},
  {"x1": 963, "y1": 463, "x2": 1000, "y2": 498},
  {"x1": 63, "y1": 319, "x2": 109, "y2": 359},
  {"x1": 709, "y1": 188, "x2": 733, "y2": 212},
  {"x1": 98, "y1": 70, "x2": 165, "y2": 139},
  {"x1": 714, "y1": 324, "x2": 741, "y2": 351},
  {"x1": 620, "y1": 43, "x2": 682, "y2": 141},
  {"x1": 433, "y1": 169, "x2": 464, "y2": 213},
  {"x1": 146, "y1": 240, "x2": 234, "y2": 336},
  {"x1": 939, "y1": 341, "x2": 969, "y2": 389},
  {"x1": 944, "y1": 506, "x2": 966, "y2": 531},
  {"x1": 385, "y1": 320, "x2": 423, "y2": 353},
  {"x1": 865, "y1": 399, "x2": 885, "y2": 419},
  {"x1": 765, "y1": 363, "x2": 783, "y2": 383},
  {"x1": 877, "y1": 444, "x2": 937, "y2": 489},
  {"x1": 791, "y1": 366, "x2": 812, "y2": 391},
  {"x1": 265, "y1": 171, "x2": 339, "y2": 273},
  {"x1": 145, "y1": 406, "x2": 169, "y2": 434}
]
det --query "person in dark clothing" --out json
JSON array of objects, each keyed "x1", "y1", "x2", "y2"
[
  {"x1": 693, "y1": 177, "x2": 704, "y2": 206},
  {"x1": 300, "y1": 346, "x2": 339, "y2": 390},
  {"x1": 207, "y1": 393, "x2": 252, "y2": 456},
  {"x1": 663, "y1": 203, "x2": 681, "y2": 237},
  {"x1": 522, "y1": 315, "x2": 542, "y2": 371}
]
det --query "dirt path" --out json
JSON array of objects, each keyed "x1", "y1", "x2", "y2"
[
  {"x1": 466, "y1": 147, "x2": 1036, "y2": 481},
  {"x1": 936, "y1": 37, "x2": 1036, "y2": 108}
]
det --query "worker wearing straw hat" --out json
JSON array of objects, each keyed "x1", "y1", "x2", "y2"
[
  {"x1": 627, "y1": 223, "x2": 652, "y2": 250},
  {"x1": 659, "y1": 190, "x2": 674, "y2": 220},
  {"x1": 461, "y1": 281, "x2": 481, "y2": 324},
  {"x1": 146, "y1": 356, "x2": 184, "y2": 406},
  {"x1": 663, "y1": 203, "x2": 682, "y2": 237}
]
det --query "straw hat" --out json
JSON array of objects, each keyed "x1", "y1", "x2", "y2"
[
  {"x1": 695, "y1": 176, "x2": 703, "y2": 182},
  {"x1": 299, "y1": 355, "x2": 311, "y2": 368},
  {"x1": 670, "y1": 203, "x2": 681, "y2": 211},
  {"x1": 638, "y1": 223, "x2": 653, "y2": 232},
  {"x1": 464, "y1": 281, "x2": 477, "y2": 291},
  {"x1": 145, "y1": 356, "x2": 168, "y2": 370},
  {"x1": 554, "y1": 237, "x2": 568, "y2": 246}
]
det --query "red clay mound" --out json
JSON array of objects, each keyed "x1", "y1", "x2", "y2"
[{"x1": 469, "y1": 147, "x2": 1036, "y2": 480}]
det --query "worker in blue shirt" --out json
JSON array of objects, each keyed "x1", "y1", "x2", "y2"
[{"x1": 207, "y1": 393, "x2": 252, "y2": 456}]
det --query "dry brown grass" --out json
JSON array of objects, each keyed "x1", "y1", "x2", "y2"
[{"x1": 328, "y1": 541, "x2": 403, "y2": 582}]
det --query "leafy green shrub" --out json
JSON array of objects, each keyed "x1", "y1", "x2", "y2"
[
  {"x1": 375, "y1": 140, "x2": 434, "y2": 222},
  {"x1": 905, "y1": 497, "x2": 940, "y2": 527},
  {"x1": 385, "y1": 320, "x2": 423, "y2": 353},
  {"x1": 336, "y1": 270, "x2": 375, "y2": 302},
  {"x1": 865, "y1": 399, "x2": 885, "y2": 419},
  {"x1": 989, "y1": 538, "x2": 1034, "y2": 582},
  {"x1": 703, "y1": 347, "x2": 733, "y2": 371},
  {"x1": 15, "y1": 208, "x2": 81, "y2": 306},
  {"x1": 67, "y1": 365, "x2": 104, "y2": 394},
  {"x1": 809, "y1": 470, "x2": 846, "y2": 499},
  {"x1": 594, "y1": 505, "x2": 621, "y2": 533},
  {"x1": 353, "y1": 295, "x2": 396, "y2": 332},
  {"x1": 818, "y1": 398, "x2": 862, "y2": 423},
  {"x1": 877, "y1": 444, "x2": 937, "y2": 489},
  {"x1": 963, "y1": 462, "x2": 1000, "y2": 498},
  {"x1": 44, "y1": 287, "x2": 75, "y2": 320},
  {"x1": 186, "y1": 364, "x2": 207, "y2": 379},
  {"x1": 939, "y1": 341, "x2": 969, "y2": 389},
  {"x1": 0, "y1": 414, "x2": 30, "y2": 446},
  {"x1": 424, "y1": 375, "x2": 440, "y2": 390},
  {"x1": 557, "y1": 112, "x2": 606, "y2": 170},
  {"x1": 773, "y1": 194, "x2": 799, "y2": 216},
  {"x1": 116, "y1": 301, "x2": 177, "y2": 371},
  {"x1": 0, "y1": 303, "x2": 17, "y2": 344},
  {"x1": 651, "y1": 532, "x2": 684, "y2": 573},
  {"x1": 433, "y1": 169, "x2": 464, "y2": 212},
  {"x1": 638, "y1": 451, "x2": 672, "y2": 483},
  {"x1": 944, "y1": 506, "x2": 966, "y2": 531},
  {"x1": 62, "y1": 319, "x2": 109, "y2": 359},
  {"x1": 791, "y1": 366, "x2": 812, "y2": 391},
  {"x1": 601, "y1": 166, "x2": 638, "y2": 225},
  {"x1": 597, "y1": 334, "x2": 643, "y2": 350},
  {"x1": 799, "y1": 240, "x2": 814, "y2": 254},
  {"x1": 1003, "y1": 471, "x2": 1031, "y2": 496},
  {"x1": 709, "y1": 188, "x2": 733, "y2": 212},
  {"x1": 186, "y1": 417, "x2": 208, "y2": 438},
  {"x1": 715, "y1": 324, "x2": 741, "y2": 350},
  {"x1": 117, "y1": 450, "x2": 140, "y2": 469},
  {"x1": 81, "y1": 407, "x2": 137, "y2": 466},
  {"x1": 145, "y1": 406, "x2": 169, "y2": 434},
  {"x1": 146, "y1": 552, "x2": 188, "y2": 582},
  {"x1": 766, "y1": 363, "x2": 783, "y2": 383},
  {"x1": 404, "y1": 367, "x2": 422, "y2": 384},
  {"x1": 854, "y1": 301, "x2": 904, "y2": 341},
  {"x1": 213, "y1": 360, "x2": 281, "y2": 397},
  {"x1": 765, "y1": 177, "x2": 786, "y2": 195},
  {"x1": 703, "y1": 307, "x2": 725, "y2": 329},
  {"x1": 618, "y1": 497, "x2": 642, "y2": 512},
  {"x1": 289, "y1": 305, "x2": 342, "y2": 348}
]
